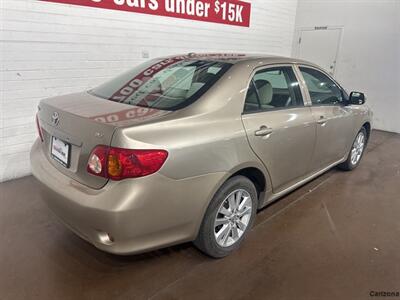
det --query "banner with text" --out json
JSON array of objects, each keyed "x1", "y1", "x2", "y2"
[{"x1": 40, "y1": 0, "x2": 251, "y2": 27}]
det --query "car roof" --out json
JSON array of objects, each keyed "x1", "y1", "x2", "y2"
[{"x1": 161, "y1": 52, "x2": 318, "y2": 68}]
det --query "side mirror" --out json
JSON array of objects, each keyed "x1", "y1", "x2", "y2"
[{"x1": 349, "y1": 92, "x2": 366, "y2": 105}]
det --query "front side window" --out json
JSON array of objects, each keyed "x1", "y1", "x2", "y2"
[
  {"x1": 299, "y1": 67, "x2": 343, "y2": 105},
  {"x1": 244, "y1": 66, "x2": 303, "y2": 113},
  {"x1": 89, "y1": 58, "x2": 232, "y2": 111}
]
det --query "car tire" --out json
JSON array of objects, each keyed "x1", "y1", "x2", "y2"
[
  {"x1": 194, "y1": 175, "x2": 258, "y2": 258},
  {"x1": 338, "y1": 127, "x2": 368, "y2": 171}
]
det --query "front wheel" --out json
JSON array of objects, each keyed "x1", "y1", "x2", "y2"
[
  {"x1": 338, "y1": 127, "x2": 367, "y2": 171},
  {"x1": 194, "y1": 176, "x2": 257, "y2": 258}
]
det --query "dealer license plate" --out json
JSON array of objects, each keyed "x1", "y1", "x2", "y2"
[{"x1": 51, "y1": 137, "x2": 71, "y2": 168}]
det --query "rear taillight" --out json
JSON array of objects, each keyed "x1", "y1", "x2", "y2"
[
  {"x1": 87, "y1": 146, "x2": 108, "y2": 178},
  {"x1": 35, "y1": 113, "x2": 44, "y2": 142},
  {"x1": 87, "y1": 146, "x2": 168, "y2": 180}
]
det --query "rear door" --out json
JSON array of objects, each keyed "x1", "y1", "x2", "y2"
[
  {"x1": 241, "y1": 65, "x2": 316, "y2": 193},
  {"x1": 297, "y1": 66, "x2": 353, "y2": 171}
]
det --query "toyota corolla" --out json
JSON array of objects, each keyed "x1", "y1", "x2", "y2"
[{"x1": 31, "y1": 53, "x2": 372, "y2": 257}]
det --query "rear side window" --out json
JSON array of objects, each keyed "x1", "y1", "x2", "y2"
[
  {"x1": 89, "y1": 58, "x2": 232, "y2": 111},
  {"x1": 299, "y1": 67, "x2": 344, "y2": 105},
  {"x1": 244, "y1": 66, "x2": 303, "y2": 113}
]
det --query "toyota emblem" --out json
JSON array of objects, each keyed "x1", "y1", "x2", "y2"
[{"x1": 52, "y1": 112, "x2": 60, "y2": 126}]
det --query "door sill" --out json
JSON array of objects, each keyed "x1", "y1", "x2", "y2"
[{"x1": 264, "y1": 158, "x2": 344, "y2": 206}]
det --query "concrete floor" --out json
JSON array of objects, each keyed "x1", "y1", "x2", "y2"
[{"x1": 1, "y1": 130, "x2": 399, "y2": 300}]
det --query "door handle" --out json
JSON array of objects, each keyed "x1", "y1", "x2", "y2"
[
  {"x1": 317, "y1": 116, "x2": 328, "y2": 125},
  {"x1": 255, "y1": 126, "x2": 273, "y2": 137}
]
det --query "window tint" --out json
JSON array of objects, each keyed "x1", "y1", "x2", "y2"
[
  {"x1": 89, "y1": 59, "x2": 232, "y2": 111},
  {"x1": 299, "y1": 67, "x2": 343, "y2": 105},
  {"x1": 244, "y1": 67, "x2": 303, "y2": 113}
]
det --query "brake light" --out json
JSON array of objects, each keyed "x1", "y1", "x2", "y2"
[
  {"x1": 35, "y1": 113, "x2": 44, "y2": 142},
  {"x1": 87, "y1": 146, "x2": 168, "y2": 180}
]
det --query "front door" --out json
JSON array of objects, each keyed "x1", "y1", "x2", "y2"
[
  {"x1": 298, "y1": 66, "x2": 353, "y2": 171},
  {"x1": 242, "y1": 66, "x2": 316, "y2": 193}
]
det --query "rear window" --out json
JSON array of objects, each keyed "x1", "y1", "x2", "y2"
[{"x1": 89, "y1": 58, "x2": 232, "y2": 111}]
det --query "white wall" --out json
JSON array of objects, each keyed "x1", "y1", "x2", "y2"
[
  {"x1": 293, "y1": 0, "x2": 400, "y2": 133},
  {"x1": 0, "y1": 0, "x2": 298, "y2": 182}
]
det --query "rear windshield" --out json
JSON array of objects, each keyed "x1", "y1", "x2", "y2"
[{"x1": 89, "y1": 58, "x2": 232, "y2": 111}]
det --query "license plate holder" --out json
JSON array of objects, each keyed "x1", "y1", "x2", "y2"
[{"x1": 51, "y1": 137, "x2": 71, "y2": 168}]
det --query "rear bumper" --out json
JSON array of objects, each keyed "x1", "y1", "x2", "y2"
[{"x1": 30, "y1": 140, "x2": 226, "y2": 255}]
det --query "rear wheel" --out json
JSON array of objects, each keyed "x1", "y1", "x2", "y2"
[
  {"x1": 338, "y1": 127, "x2": 367, "y2": 171},
  {"x1": 194, "y1": 176, "x2": 257, "y2": 258}
]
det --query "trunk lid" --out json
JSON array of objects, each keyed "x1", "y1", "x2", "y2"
[{"x1": 37, "y1": 92, "x2": 171, "y2": 189}]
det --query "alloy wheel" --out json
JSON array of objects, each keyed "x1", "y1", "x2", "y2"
[
  {"x1": 351, "y1": 131, "x2": 365, "y2": 165},
  {"x1": 214, "y1": 189, "x2": 253, "y2": 248}
]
